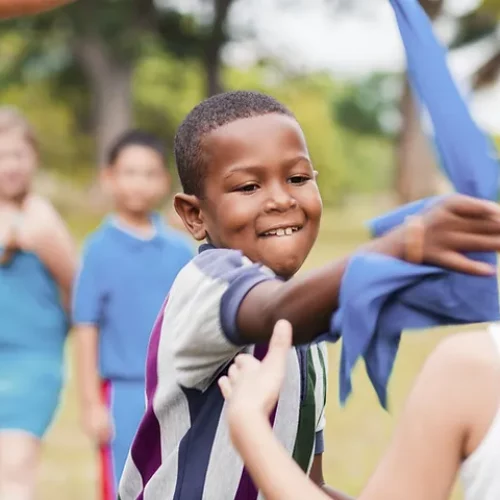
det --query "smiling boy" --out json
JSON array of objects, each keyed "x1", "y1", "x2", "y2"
[{"x1": 119, "y1": 91, "x2": 500, "y2": 500}]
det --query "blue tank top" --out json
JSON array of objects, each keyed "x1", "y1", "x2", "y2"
[{"x1": 0, "y1": 249, "x2": 68, "y2": 359}]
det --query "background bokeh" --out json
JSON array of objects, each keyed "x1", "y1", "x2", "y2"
[{"x1": 3, "y1": 0, "x2": 500, "y2": 498}]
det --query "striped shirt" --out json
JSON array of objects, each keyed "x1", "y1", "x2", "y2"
[{"x1": 119, "y1": 244, "x2": 328, "y2": 500}]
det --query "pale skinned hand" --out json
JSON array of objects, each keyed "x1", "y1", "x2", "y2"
[{"x1": 219, "y1": 319, "x2": 292, "y2": 423}]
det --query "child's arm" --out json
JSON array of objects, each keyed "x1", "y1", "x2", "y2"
[
  {"x1": 221, "y1": 321, "x2": 499, "y2": 500},
  {"x1": 74, "y1": 324, "x2": 113, "y2": 444},
  {"x1": 356, "y1": 329, "x2": 499, "y2": 500},
  {"x1": 72, "y1": 239, "x2": 112, "y2": 444},
  {"x1": 233, "y1": 412, "x2": 330, "y2": 500},
  {"x1": 235, "y1": 194, "x2": 500, "y2": 345},
  {"x1": 29, "y1": 197, "x2": 77, "y2": 313},
  {"x1": 220, "y1": 320, "x2": 350, "y2": 500}
]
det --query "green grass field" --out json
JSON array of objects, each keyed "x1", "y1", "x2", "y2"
[{"x1": 39, "y1": 201, "x2": 466, "y2": 499}]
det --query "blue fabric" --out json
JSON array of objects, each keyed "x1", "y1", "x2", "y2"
[
  {"x1": 72, "y1": 214, "x2": 194, "y2": 381},
  {"x1": 327, "y1": 0, "x2": 500, "y2": 408},
  {"x1": 0, "y1": 250, "x2": 67, "y2": 437}
]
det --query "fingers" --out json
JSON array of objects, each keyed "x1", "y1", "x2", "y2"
[
  {"x1": 262, "y1": 319, "x2": 292, "y2": 372},
  {"x1": 235, "y1": 353, "x2": 259, "y2": 369},
  {"x1": 228, "y1": 362, "x2": 240, "y2": 380},
  {"x1": 218, "y1": 321, "x2": 292, "y2": 403},
  {"x1": 433, "y1": 251, "x2": 496, "y2": 276},
  {"x1": 461, "y1": 218, "x2": 500, "y2": 235},
  {"x1": 443, "y1": 195, "x2": 500, "y2": 219},
  {"x1": 218, "y1": 376, "x2": 232, "y2": 400},
  {"x1": 446, "y1": 232, "x2": 500, "y2": 252},
  {"x1": 219, "y1": 354, "x2": 258, "y2": 400},
  {"x1": 270, "y1": 319, "x2": 293, "y2": 349},
  {"x1": 443, "y1": 232, "x2": 500, "y2": 253}
]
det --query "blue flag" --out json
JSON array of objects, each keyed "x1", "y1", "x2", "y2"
[{"x1": 327, "y1": 0, "x2": 500, "y2": 408}]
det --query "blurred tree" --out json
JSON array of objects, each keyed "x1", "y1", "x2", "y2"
[
  {"x1": 0, "y1": 0, "x2": 236, "y2": 163},
  {"x1": 333, "y1": 73, "x2": 400, "y2": 138},
  {"x1": 393, "y1": 0, "x2": 446, "y2": 203}
]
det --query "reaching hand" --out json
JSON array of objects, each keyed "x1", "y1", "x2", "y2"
[
  {"x1": 219, "y1": 319, "x2": 292, "y2": 420},
  {"x1": 82, "y1": 402, "x2": 114, "y2": 445},
  {"x1": 418, "y1": 194, "x2": 500, "y2": 275}
]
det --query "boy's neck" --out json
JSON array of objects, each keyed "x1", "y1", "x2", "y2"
[
  {"x1": 201, "y1": 241, "x2": 295, "y2": 280},
  {"x1": 114, "y1": 211, "x2": 156, "y2": 238}
]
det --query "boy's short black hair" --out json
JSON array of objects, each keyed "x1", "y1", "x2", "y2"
[
  {"x1": 174, "y1": 90, "x2": 295, "y2": 197},
  {"x1": 107, "y1": 129, "x2": 166, "y2": 166}
]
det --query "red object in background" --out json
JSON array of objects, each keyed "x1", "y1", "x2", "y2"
[
  {"x1": 0, "y1": 0, "x2": 74, "y2": 19},
  {"x1": 99, "y1": 380, "x2": 115, "y2": 500}
]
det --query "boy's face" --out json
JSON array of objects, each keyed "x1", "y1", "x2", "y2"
[
  {"x1": 176, "y1": 113, "x2": 322, "y2": 278},
  {"x1": 104, "y1": 145, "x2": 169, "y2": 216}
]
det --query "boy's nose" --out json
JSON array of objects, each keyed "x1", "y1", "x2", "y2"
[{"x1": 264, "y1": 186, "x2": 298, "y2": 213}]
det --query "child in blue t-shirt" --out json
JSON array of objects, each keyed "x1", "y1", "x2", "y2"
[{"x1": 72, "y1": 130, "x2": 194, "y2": 500}]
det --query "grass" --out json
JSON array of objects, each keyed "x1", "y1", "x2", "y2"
[{"x1": 39, "y1": 200, "x2": 464, "y2": 499}]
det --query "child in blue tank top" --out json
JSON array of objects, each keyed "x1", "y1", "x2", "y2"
[
  {"x1": 0, "y1": 107, "x2": 77, "y2": 499},
  {"x1": 72, "y1": 130, "x2": 194, "y2": 500}
]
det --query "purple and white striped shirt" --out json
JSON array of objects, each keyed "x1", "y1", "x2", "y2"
[{"x1": 119, "y1": 245, "x2": 328, "y2": 500}]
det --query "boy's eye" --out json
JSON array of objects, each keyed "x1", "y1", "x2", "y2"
[
  {"x1": 236, "y1": 183, "x2": 259, "y2": 193},
  {"x1": 289, "y1": 175, "x2": 310, "y2": 184}
]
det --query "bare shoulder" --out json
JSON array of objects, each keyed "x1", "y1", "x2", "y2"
[
  {"x1": 21, "y1": 195, "x2": 70, "y2": 249},
  {"x1": 428, "y1": 326, "x2": 500, "y2": 456},
  {"x1": 430, "y1": 327, "x2": 500, "y2": 376},
  {"x1": 24, "y1": 194, "x2": 65, "y2": 231},
  {"x1": 24, "y1": 194, "x2": 60, "y2": 221}
]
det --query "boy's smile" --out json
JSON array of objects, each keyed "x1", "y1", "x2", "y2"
[{"x1": 176, "y1": 113, "x2": 323, "y2": 278}]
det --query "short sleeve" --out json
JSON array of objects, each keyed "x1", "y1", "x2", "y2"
[
  {"x1": 167, "y1": 248, "x2": 277, "y2": 391},
  {"x1": 72, "y1": 240, "x2": 105, "y2": 326},
  {"x1": 314, "y1": 430, "x2": 325, "y2": 455}
]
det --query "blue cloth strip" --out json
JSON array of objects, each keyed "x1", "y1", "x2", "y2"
[{"x1": 326, "y1": 0, "x2": 500, "y2": 408}]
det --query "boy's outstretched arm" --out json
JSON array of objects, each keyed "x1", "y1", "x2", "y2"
[{"x1": 237, "y1": 194, "x2": 500, "y2": 345}]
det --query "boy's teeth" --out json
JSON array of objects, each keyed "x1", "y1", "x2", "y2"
[{"x1": 263, "y1": 226, "x2": 299, "y2": 237}]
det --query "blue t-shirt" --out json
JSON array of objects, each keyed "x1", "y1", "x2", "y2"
[{"x1": 72, "y1": 214, "x2": 194, "y2": 381}]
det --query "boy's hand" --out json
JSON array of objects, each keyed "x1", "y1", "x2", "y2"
[
  {"x1": 219, "y1": 320, "x2": 292, "y2": 421},
  {"x1": 417, "y1": 194, "x2": 500, "y2": 275},
  {"x1": 82, "y1": 402, "x2": 114, "y2": 445}
]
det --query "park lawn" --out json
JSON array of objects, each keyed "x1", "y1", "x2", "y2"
[{"x1": 39, "y1": 202, "x2": 464, "y2": 499}]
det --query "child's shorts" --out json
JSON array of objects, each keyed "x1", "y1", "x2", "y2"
[
  {"x1": 0, "y1": 355, "x2": 63, "y2": 438},
  {"x1": 99, "y1": 378, "x2": 145, "y2": 500}
]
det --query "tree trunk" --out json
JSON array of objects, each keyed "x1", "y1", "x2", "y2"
[
  {"x1": 395, "y1": 0, "x2": 449, "y2": 203},
  {"x1": 204, "y1": 48, "x2": 224, "y2": 97},
  {"x1": 203, "y1": 0, "x2": 234, "y2": 97},
  {"x1": 395, "y1": 77, "x2": 447, "y2": 203},
  {"x1": 72, "y1": 34, "x2": 133, "y2": 166}
]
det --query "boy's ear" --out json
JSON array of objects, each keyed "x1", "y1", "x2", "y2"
[{"x1": 174, "y1": 193, "x2": 207, "y2": 241}]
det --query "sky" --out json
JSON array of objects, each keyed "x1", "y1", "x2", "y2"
[
  {"x1": 163, "y1": 0, "x2": 500, "y2": 133},
  {"x1": 227, "y1": 0, "x2": 485, "y2": 76}
]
